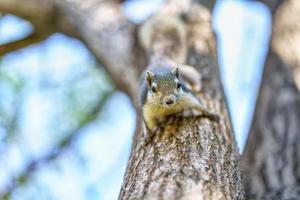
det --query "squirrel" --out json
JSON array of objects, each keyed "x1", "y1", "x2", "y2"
[
  {"x1": 139, "y1": 61, "x2": 219, "y2": 131},
  {"x1": 138, "y1": 15, "x2": 219, "y2": 131}
]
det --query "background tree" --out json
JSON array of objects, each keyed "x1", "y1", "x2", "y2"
[{"x1": 242, "y1": 0, "x2": 300, "y2": 199}]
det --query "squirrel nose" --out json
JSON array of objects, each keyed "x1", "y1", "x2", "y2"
[
  {"x1": 164, "y1": 95, "x2": 175, "y2": 106},
  {"x1": 165, "y1": 99, "x2": 174, "y2": 105}
]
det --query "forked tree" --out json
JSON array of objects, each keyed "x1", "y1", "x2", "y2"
[{"x1": 5, "y1": 0, "x2": 300, "y2": 199}]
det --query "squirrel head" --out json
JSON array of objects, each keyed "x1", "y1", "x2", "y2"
[{"x1": 145, "y1": 67, "x2": 183, "y2": 108}]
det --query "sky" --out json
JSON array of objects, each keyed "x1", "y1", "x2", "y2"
[
  {"x1": 0, "y1": 0, "x2": 271, "y2": 199},
  {"x1": 213, "y1": 0, "x2": 271, "y2": 151}
]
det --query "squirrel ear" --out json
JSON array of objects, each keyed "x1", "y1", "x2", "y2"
[
  {"x1": 146, "y1": 71, "x2": 154, "y2": 86},
  {"x1": 172, "y1": 67, "x2": 180, "y2": 78}
]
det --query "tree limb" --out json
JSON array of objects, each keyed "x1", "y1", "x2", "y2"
[
  {"x1": 0, "y1": 0, "x2": 142, "y2": 99},
  {"x1": 0, "y1": 0, "x2": 53, "y2": 22},
  {"x1": 194, "y1": 0, "x2": 216, "y2": 11},
  {"x1": 53, "y1": 0, "x2": 144, "y2": 100},
  {"x1": 259, "y1": 0, "x2": 284, "y2": 12},
  {"x1": 0, "y1": 32, "x2": 49, "y2": 56}
]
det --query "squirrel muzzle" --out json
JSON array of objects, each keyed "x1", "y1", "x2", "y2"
[{"x1": 164, "y1": 94, "x2": 176, "y2": 107}]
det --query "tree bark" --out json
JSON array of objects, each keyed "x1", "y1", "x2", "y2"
[
  {"x1": 119, "y1": 2, "x2": 244, "y2": 200},
  {"x1": 0, "y1": 0, "x2": 245, "y2": 199},
  {"x1": 242, "y1": 0, "x2": 300, "y2": 199}
]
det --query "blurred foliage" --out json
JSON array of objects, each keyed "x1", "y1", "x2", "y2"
[
  {"x1": 0, "y1": 67, "x2": 25, "y2": 142},
  {"x1": 0, "y1": 14, "x2": 136, "y2": 200},
  {"x1": 0, "y1": 31, "x2": 118, "y2": 199}
]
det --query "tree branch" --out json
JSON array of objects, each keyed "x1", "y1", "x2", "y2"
[
  {"x1": 0, "y1": 32, "x2": 49, "y2": 56},
  {"x1": 0, "y1": 0, "x2": 53, "y2": 22},
  {"x1": 259, "y1": 0, "x2": 284, "y2": 12},
  {"x1": 53, "y1": 0, "x2": 144, "y2": 100},
  {"x1": 0, "y1": 89, "x2": 114, "y2": 199},
  {"x1": 192, "y1": 0, "x2": 216, "y2": 11},
  {"x1": 0, "y1": 0, "x2": 145, "y2": 100}
]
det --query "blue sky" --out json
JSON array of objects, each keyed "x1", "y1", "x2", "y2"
[
  {"x1": 213, "y1": 0, "x2": 271, "y2": 151},
  {"x1": 0, "y1": 0, "x2": 271, "y2": 199}
]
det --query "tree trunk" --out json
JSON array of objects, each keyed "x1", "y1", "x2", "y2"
[
  {"x1": 0, "y1": 0, "x2": 245, "y2": 199},
  {"x1": 242, "y1": 0, "x2": 300, "y2": 199},
  {"x1": 119, "y1": 2, "x2": 244, "y2": 200}
]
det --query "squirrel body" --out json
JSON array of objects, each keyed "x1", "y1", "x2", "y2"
[
  {"x1": 138, "y1": 15, "x2": 218, "y2": 131},
  {"x1": 139, "y1": 61, "x2": 218, "y2": 131}
]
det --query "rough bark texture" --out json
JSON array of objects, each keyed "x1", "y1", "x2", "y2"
[
  {"x1": 119, "y1": 2, "x2": 244, "y2": 200},
  {"x1": 242, "y1": 0, "x2": 300, "y2": 199},
  {"x1": 0, "y1": 0, "x2": 244, "y2": 199}
]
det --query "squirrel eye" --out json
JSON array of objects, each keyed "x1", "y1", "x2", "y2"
[
  {"x1": 177, "y1": 83, "x2": 181, "y2": 90},
  {"x1": 151, "y1": 86, "x2": 157, "y2": 93}
]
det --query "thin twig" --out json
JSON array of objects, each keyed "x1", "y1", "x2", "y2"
[{"x1": 0, "y1": 32, "x2": 50, "y2": 56}]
